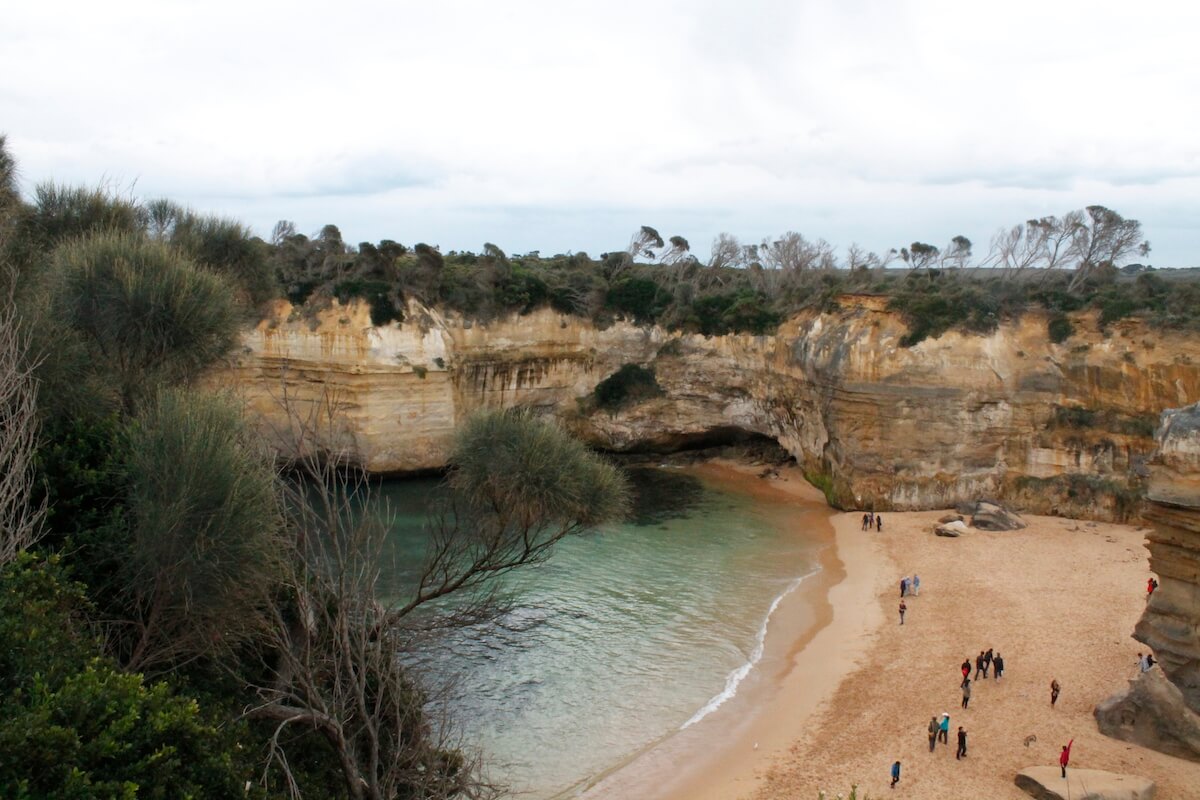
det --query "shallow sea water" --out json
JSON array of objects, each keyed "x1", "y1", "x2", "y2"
[{"x1": 372, "y1": 466, "x2": 824, "y2": 799}]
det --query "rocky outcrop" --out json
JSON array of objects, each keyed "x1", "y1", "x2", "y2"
[
  {"x1": 214, "y1": 298, "x2": 1200, "y2": 518},
  {"x1": 1015, "y1": 766, "x2": 1155, "y2": 800},
  {"x1": 968, "y1": 500, "x2": 1028, "y2": 531},
  {"x1": 1094, "y1": 667, "x2": 1200, "y2": 761},
  {"x1": 1096, "y1": 402, "x2": 1200, "y2": 760},
  {"x1": 1134, "y1": 403, "x2": 1200, "y2": 706}
]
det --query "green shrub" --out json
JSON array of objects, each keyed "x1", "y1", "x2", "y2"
[
  {"x1": 333, "y1": 279, "x2": 403, "y2": 326},
  {"x1": 594, "y1": 364, "x2": 663, "y2": 409},
  {"x1": 0, "y1": 555, "x2": 249, "y2": 799},
  {"x1": 1047, "y1": 314, "x2": 1073, "y2": 343},
  {"x1": 606, "y1": 278, "x2": 670, "y2": 323}
]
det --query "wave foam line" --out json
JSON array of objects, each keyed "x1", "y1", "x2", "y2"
[{"x1": 680, "y1": 567, "x2": 819, "y2": 730}]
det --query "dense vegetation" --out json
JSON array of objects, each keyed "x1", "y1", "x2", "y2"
[
  {"x1": 263, "y1": 215, "x2": 1200, "y2": 347},
  {"x1": 0, "y1": 136, "x2": 630, "y2": 799}
]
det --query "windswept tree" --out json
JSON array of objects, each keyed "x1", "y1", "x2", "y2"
[
  {"x1": 941, "y1": 235, "x2": 972, "y2": 269},
  {"x1": 250, "y1": 405, "x2": 629, "y2": 800},
  {"x1": 1066, "y1": 205, "x2": 1150, "y2": 290},
  {"x1": 899, "y1": 241, "x2": 940, "y2": 271},
  {"x1": 628, "y1": 225, "x2": 665, "y2": 260}
]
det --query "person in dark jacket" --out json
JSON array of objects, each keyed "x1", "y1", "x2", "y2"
[
  {"x1": 927, "y1": 715, "x2": 939, "y2": 752},
  {"x1": 961, "y1": 678, "x2": 972, "y2": 708},
  {"x1": 956, "y1": 727, "x2": 968, "y2": 760},
  {"x1": 1051, "y1": 678, "x2": 1061, "y2": 708}
]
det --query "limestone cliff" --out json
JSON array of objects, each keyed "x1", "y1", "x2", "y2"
[
  {"x1": 215, "y1": 297, "x2": 1200, "y2": 519},
  {"x1": 1095, "y1": 402, "x2": 1200, "y2": 760}
]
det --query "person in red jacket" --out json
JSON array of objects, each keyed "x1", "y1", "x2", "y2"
[{"x1": 1059, "y1": 738, "x2": 1074, "y2": 779}]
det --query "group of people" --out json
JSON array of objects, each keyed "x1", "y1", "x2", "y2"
[
  {"x1": 861, "y1": 511, "x2": 884, "y2": 532},
  {"x1": 898, "y1": 574, "x2": 920, "y2": 624},
  {"x1": 957, "y1": 650, "x2": 1003, "y2": 709}
]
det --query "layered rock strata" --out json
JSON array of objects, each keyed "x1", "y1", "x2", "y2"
[
  {"x1": 1095, "y1": 402, "x2": 1200, "y2": 760},
  {"x1": 215, "y1": 298, "x2": 1200, "y2": 518}
]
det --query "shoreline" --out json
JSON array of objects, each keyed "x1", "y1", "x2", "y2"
[
  {"x1": 579, "y1": 460, "x2": 884, "y2": 800},
  {"x1": 580, "y1": 466, "x2": 1200, "y2": 799}
]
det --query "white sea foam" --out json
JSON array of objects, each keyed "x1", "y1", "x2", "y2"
[{"x1": 680, "y1": 567, "x2": 820, "y2": 729}]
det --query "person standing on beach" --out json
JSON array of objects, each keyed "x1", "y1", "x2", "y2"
[
  {"x1": 912, "y1": 574, "x2": 920, "y2": 596},
  {"x1": 927, "y1": 715, "x2": 939, "y2": 751},
  {"x1": 938, "y1": 712, "x2": 950, "y2": 744},
  {"x1": 993, "y1": 653, "x2": 1004, "y2": 680},
  {"x1": 890, "y1": 760, "x2": 901, "y2": 788},
  {"x1": 900, "y1": 576, "x2": 908, "y2": 598},
  {"x1": 1147, "y1": 576, "x2": 1158, "y2": 599},
  {"x1": 961, "y1": 658, "x2": 971, "y2": 681},
  {"x1": 961, "y1": 678, "x2": 971, "y2": 708},
  {"x1": 956, "y1": 726, "x2": 968, "y2": 760},
  {"x1": 984, "y1": 648, "x2": 993, "y2": 674},
  {"x1": 1059, "y1": 739, "x2": 1073, "y2": 778},
  {"x1": 877, "y1": 514, "x2": 883, "y2": 532},
  {"x1": 1051, "y1": 678, "x2": 1061, "y2": 708},
  {"x1": 975, "y1": 652, "x2": 985, "y2": 680},
  {"x1": 899, "y1": 599, "x2": 907, "y2": 625},
  {"x1": 1139, "y1": 653, "x2": 1149, "y2": 673}
]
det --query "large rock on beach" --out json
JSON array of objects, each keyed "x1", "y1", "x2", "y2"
[
  {"x1": 1094, "y1": 667, "x2": 1200, "y2": 762},
  {"x1": 1014, "y1": 766, "x2": 1155, "y2": 800},
  {"x1": 968, "y1": 499, "x2": 1027, "y2": 530},
  {"x1": 934, "y1": 519, "x2": 970, "y2": 537}
]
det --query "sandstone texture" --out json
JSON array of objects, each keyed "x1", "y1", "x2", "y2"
[
  {"x1": 1094, "y1": 667, "x2": 1200, "y2": 761},
  {"x1": 1096, "y1": 402, "x2": 1200, "y2": 761},
  {"x1": 1136, "y1": 403, "x2": 1200, "y2": 708},
  {"x1": 214, "y1": 298, "x2": 1200, "y2": 517},
  {"x1": 969, "y1": 500, "x2": 1028, "y2": 531},
  {"x1": 1014, "y1": 766, "x2": 1155, "y2": 800}
]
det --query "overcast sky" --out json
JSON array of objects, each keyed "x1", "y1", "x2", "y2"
[{"x1": 4, "y1": 0, "x2": 1198, "y2": 266}]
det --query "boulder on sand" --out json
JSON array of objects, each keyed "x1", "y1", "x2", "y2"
[
  {"x1": 1094, "y1": 666, "x2": 1200, "y2": 762},
  {"x1": 969, "y1": 499, "x2": 1027, "y2": 531},
  {"x1": 938, "y1": 512, "x2": 964, "y2": 524},
  {"x1": 1014, "y1": 766, "x2": 1155, "y2": 800},
  {"x1": 934, "y1": 519, "x2": 970, "y2": 537}
]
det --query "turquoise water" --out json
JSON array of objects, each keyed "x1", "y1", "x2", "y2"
[{"x1": 373, "y1": 467, "x2": 824, "y2": 799}]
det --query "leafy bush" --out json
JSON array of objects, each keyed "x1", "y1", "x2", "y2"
[
  {"x1": 606, "y1": 278, "x2": 671, "y2": 323},
  {"x1": 594, "y1": 364, "x2": 663, "y2": 409},
  {"x1": 333, "y1": 279, "x2": 403, "y2": 326},
  {"x1": 0, "y1": 555, "x2": 249, "y2": 799},
  {"x1": 1048, "y1": 314, "x2": 1073, "y2": 343}
]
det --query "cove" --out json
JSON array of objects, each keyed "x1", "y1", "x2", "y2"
[{"x1": 370, "y1": 462, "x2": 832, "y2": 799}]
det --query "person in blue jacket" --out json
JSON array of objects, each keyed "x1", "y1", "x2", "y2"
[{"x1": 890, "y1": 760, "x2": 901, "y2": 788}]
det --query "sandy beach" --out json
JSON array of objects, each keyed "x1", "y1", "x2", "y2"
[{"x1": 585, "y1": 462, "x2": 1200, "y2": 799}]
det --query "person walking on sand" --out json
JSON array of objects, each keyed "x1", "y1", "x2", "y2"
[
  {"x1": 912, "y1": 574, "x2": 920, "y2": 596},
  {"x1": 876, "y1": 514, "x2": 883, "y2": 532},
  {"x1": 899, "y1": 599, "x2": 907, "y2": 625},
  {"x1": 961, "y1": 658, "x2": 971, "y2": 681},
  {"x1": 975, "y1": 652, "x2": 985, "y2": 680},
  {"x1": 993, "y1": 652, "x2": 1004, "y2": 680},
  {"x1": 890, "y1": 760, "x2": 901, "y2": 788},
  {"x1": 1059, "y1": 739, "x2": 1073, "y2": 778},
  {"x1": 862, "y1": 513, "x2": 869, "y2": 531},
  {"x1": 1051, "y1": 678, "x2": 1061, "y2": 708},
  {"x1": 927, "y1": 715, "x2": 939, "y2": 751},
  {"x1": 984, "y1": 648, "x2": 994, "y2": 673},
  {"x1": 938, "y1": 712, "x2": 950, "y2": 744},
  {"x1": 961, "y1": 678, "x2": 972, "y2": 708},
  {"x1": 956, "y1": 726, "x2": 968, "y2": 760},
  {"x1": 900, "y1": 576, "x2": 908, "y2": 598}
]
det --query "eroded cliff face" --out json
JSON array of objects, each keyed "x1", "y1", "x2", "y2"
[
  {"x1": 216, "y1": 297, "x2": 1200, "y2": 519},
  {"x1": 1095, "y1": 402, "x2": 1200, "y2": 760}
]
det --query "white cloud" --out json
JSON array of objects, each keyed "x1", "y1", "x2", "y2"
[{"x1": 2, "y1": 0, "x2": 1198, "y2": 265}]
